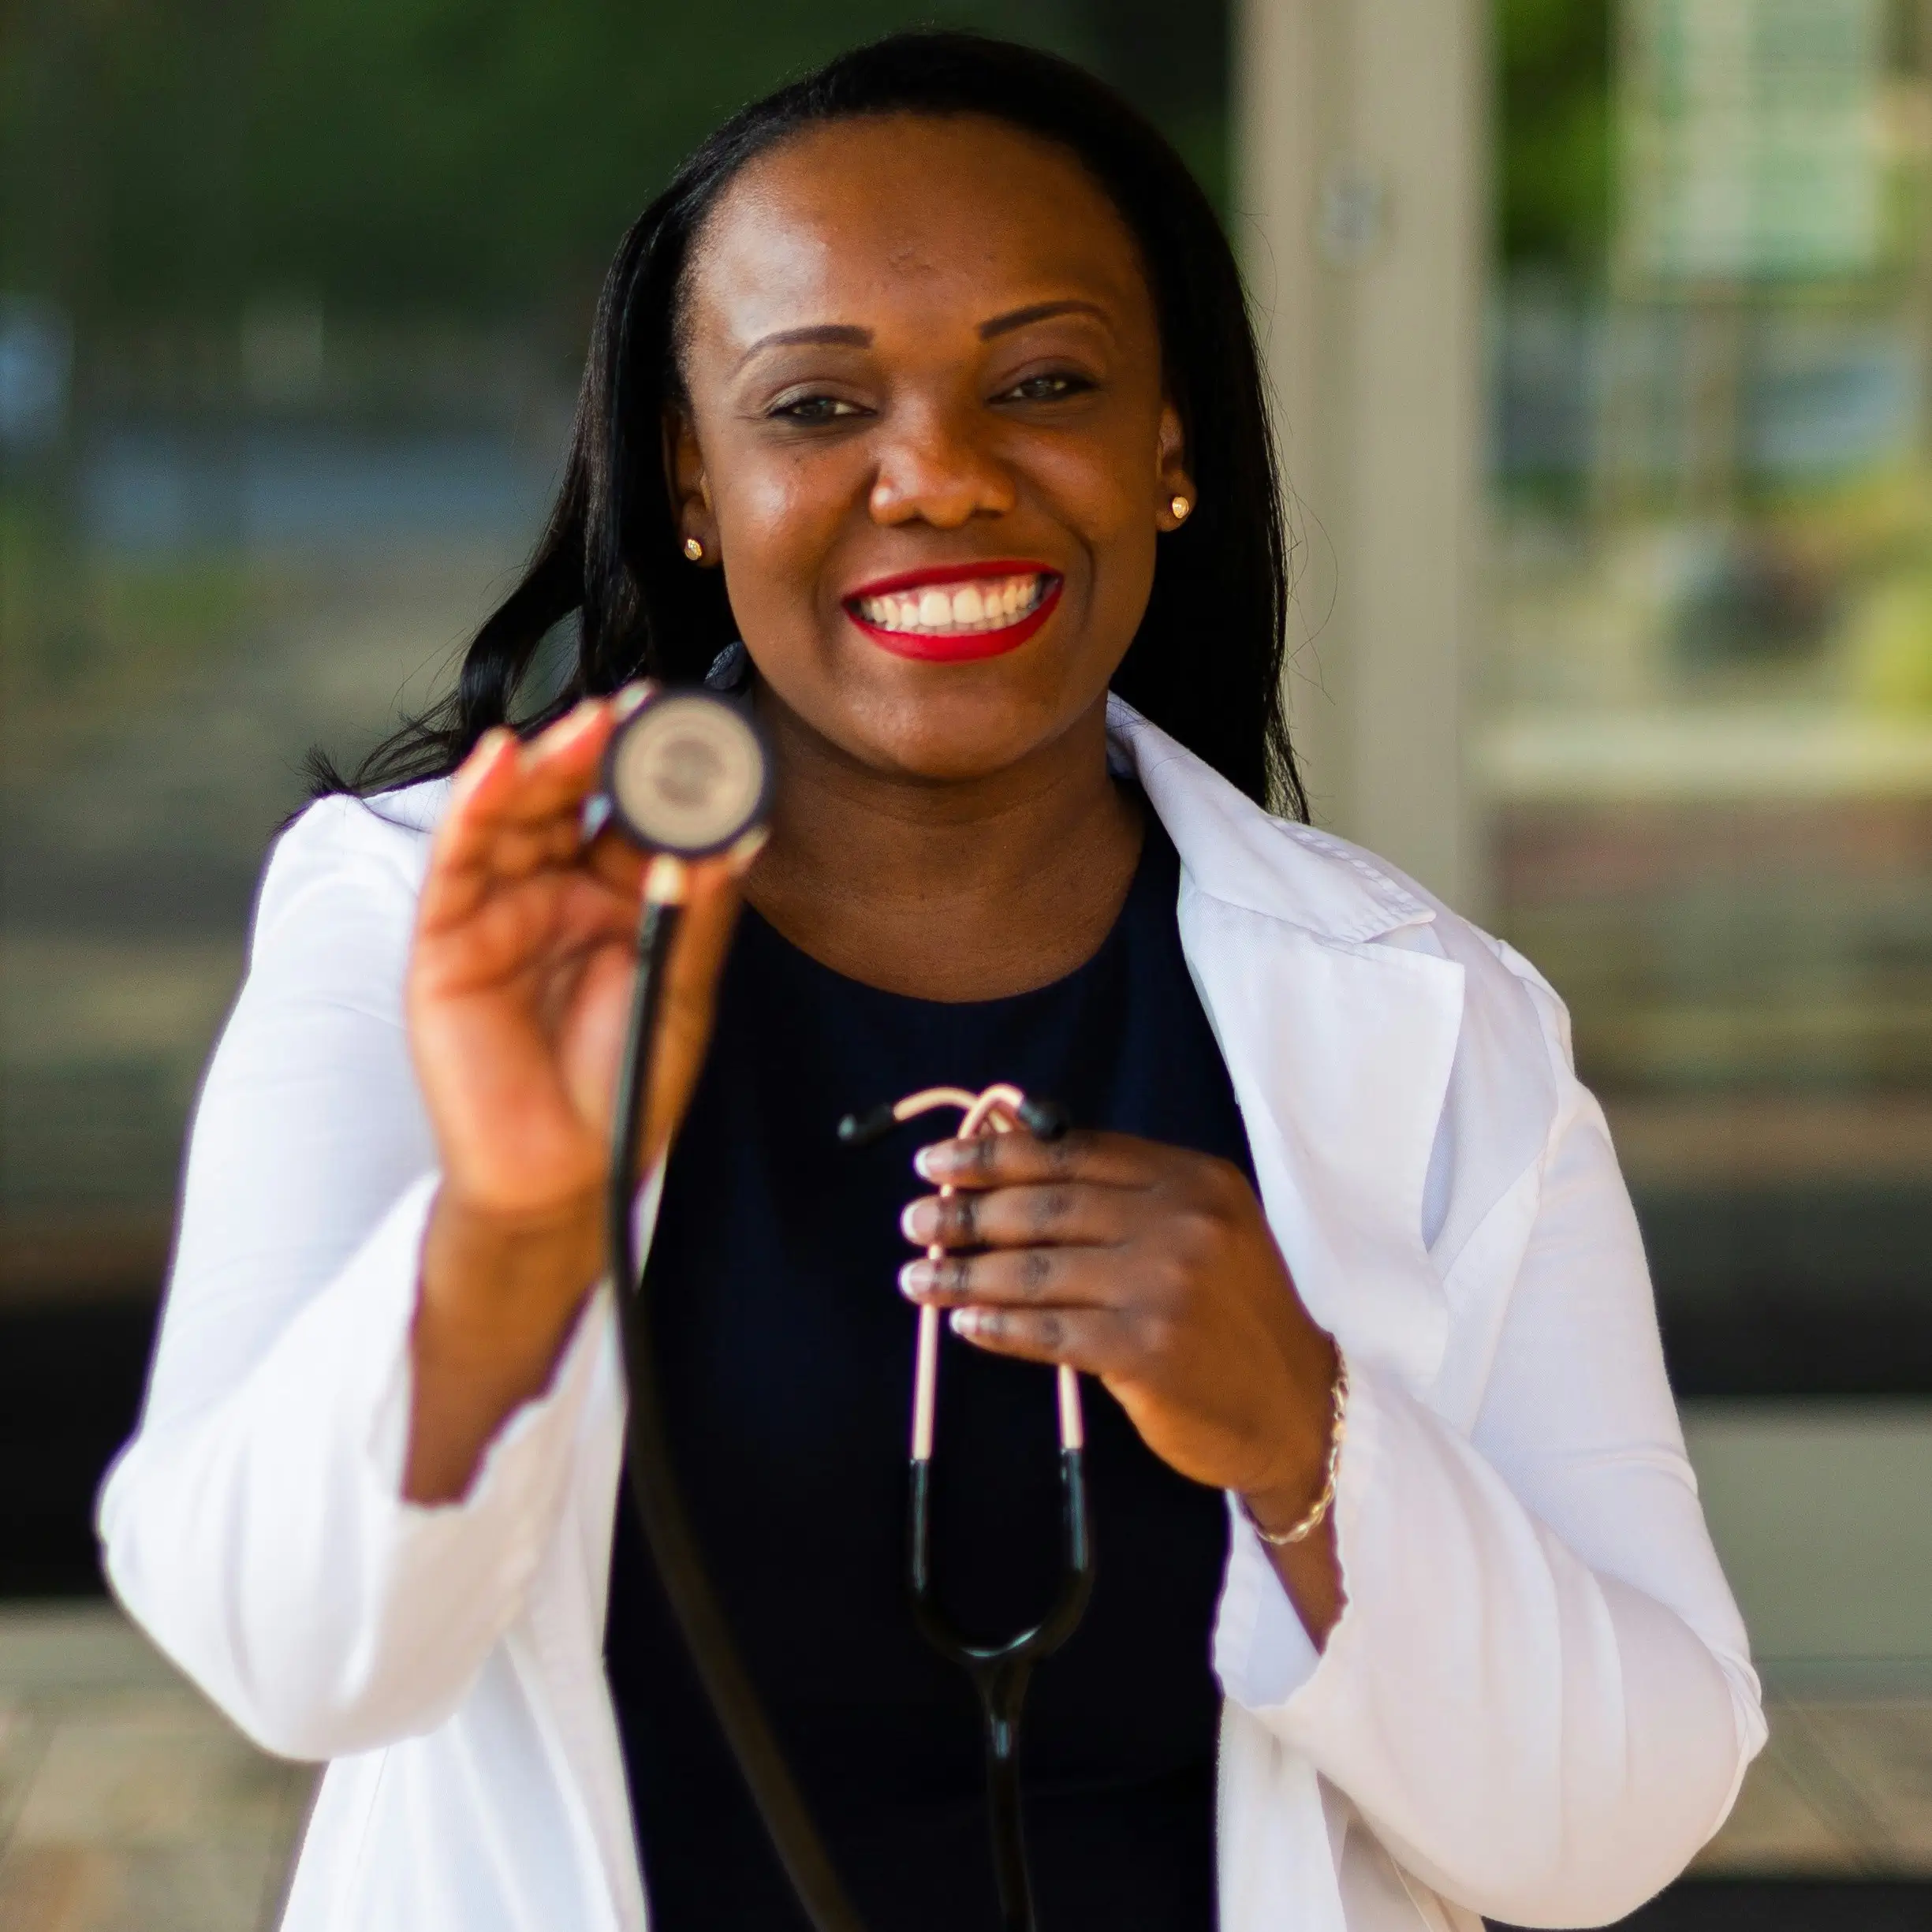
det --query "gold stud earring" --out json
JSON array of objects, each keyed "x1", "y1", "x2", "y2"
[
  {"x1": 682, "y1": 535, "x2": 705, "y2": 562},
  {"x1": 1169, "y1": 494, "x2": 1192, "y2": 524}
]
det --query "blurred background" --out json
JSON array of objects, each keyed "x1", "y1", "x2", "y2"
[{"x1": 3, "y1": 2, "x2": 1930, "y2": 1926}]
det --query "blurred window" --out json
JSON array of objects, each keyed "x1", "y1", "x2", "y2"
[
  {"x1": 1489, "y1": 0, "x2": 1932, "y2": 1391},
  {"x1": 0, "y1": 2, "x2": 1229, "y2": 1304}
]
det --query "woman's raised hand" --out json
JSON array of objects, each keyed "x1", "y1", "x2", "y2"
[
  {"x1": 402, "y1": 694, "x2": 754, "y2": 1503},
  {"x1": 897, "y1": 1132, "x2": 1347, "y2": 1639}
]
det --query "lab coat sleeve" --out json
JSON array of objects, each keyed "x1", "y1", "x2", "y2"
[
  {"x1": 97, "y1": 794, "x2": 610, "y2": 1762},
  {"x1": 1215, "y1": 1031, "x2": 1765, "y2": 1926}
]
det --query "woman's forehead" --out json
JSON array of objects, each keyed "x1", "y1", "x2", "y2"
[{"x1": 683, "y1": 115, "x2": 1151, "y2": 349}]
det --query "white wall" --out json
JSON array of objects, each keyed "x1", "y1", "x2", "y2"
[{"x1": 1233, "y1": 0, "x2": 1490, "y2": 915}]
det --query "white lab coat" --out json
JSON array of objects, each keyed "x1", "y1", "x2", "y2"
[{"x1": 99, "y1": 697, "x2": 1764, "y2": 1932}]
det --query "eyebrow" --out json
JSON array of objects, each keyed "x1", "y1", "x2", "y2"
[
  {"x1": 979, "y1": 299, "x2": 1110, "y2": 339},
  {"x1": 735, "y1": 323, "x2": 872, "y2": 370},
  {"x1": 734, "y1": 300, "x2": 1111, "y2": 370}
]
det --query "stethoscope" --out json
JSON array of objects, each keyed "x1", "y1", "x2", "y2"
[{"x1": 599, "y1": 684, "x2": 1095, "y2": 1932}]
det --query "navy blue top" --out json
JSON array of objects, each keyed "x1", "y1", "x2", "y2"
[{"x1": 606, "y1": 806, "x2": 1254, "y2": 1932}]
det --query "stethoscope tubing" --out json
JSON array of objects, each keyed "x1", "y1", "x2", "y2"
[
  {"x1": 906, "y1": 1445, "x2": 1092, "y2": 1932},
  {"x1": 607, "y1": 883, "x2": 868, "y2": 1932},
  {"x1": 606, "y1": 866, "x2": 1093, "y2": 1932}
]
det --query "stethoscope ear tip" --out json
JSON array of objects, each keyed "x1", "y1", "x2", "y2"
[
  {"x1": 1015, "y1": 1096, "x2": 1070, "y2": 1141},
  {"x1": 837, "y1": 1102, "x2": 901, "y2": 1147}
]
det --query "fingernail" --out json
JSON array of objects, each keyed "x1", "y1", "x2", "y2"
[
  {"x1": 949, "y1": 1308, "x2": 983, "y2": 1338},
  {"x1": 914, "y1": 1142, "x2": 963, "y2": 1182},
  {"x1": 544, "y1": 702, "x2": 602, "y2": 752},
  {"x1": 898, "y1": 1260, "x2": 937, "y2": 1299},
  {"x1": 450, "y1": 728, "x2": 510, "y2": 804},
  {"x1": 726, "y1": 825, "x2": 770, "y2": 875},
  {"x1": 614, "y1": 681, "x2": 654, "y2": 719},
  {"x1": 645, "y1": 852, "x2": 689, "y2": 904},
  {"x1": 900, "y1": 1198, "x2": 938, "y2": 1244}
]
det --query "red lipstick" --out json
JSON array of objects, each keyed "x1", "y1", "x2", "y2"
[{"x1": 843, "y1": 560, "x2": 1063, "y2": 663}]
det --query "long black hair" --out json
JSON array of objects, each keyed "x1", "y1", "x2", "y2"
[{"x1": 319, "y1": 30, "x2": 1304, "y2": 817}]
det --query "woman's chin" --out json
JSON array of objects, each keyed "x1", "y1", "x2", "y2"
[
  {"x1": 849, "y1": 686, "x2": 1106, "y2": 787},
  {"x1": 745, "y1": 631, "x2": 1117, "y2": 787}
]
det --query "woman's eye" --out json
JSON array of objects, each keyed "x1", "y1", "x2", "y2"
[
  {"x1": 770, "y1": 394, "x2": 863, "y2": 424},
  {"x1": 998, "y1": 373, "x2": 1094, "y2": 404}
]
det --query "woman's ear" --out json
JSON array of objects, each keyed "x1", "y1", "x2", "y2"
[
  {"x1": 665, "y1": 405, "x2": 721, "y2": 564},
  {"x1": 1154, "y1": 401, "x2": 1195, "y2": 531}
]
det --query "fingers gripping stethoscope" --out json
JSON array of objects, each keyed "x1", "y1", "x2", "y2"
[{"x1": 599, "y1": 686, "x2": 1093, "y2": 1932}]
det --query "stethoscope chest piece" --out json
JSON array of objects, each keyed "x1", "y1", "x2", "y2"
[{"x1": 602, "y1": 688, "x2": 770, "y2": 857}]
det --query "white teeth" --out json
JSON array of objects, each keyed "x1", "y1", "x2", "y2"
[{"x1": 854, "y1": 574, "x2": 1048, "y2": 636}]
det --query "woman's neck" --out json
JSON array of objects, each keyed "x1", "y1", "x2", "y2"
[{"x1": 742, "y1": 694, "x2": 1144, "y2": 1001}]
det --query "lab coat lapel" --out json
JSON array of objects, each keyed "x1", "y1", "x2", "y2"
[
  {"x1": 1111, "y1": 700, "x2": 1466, "y2": 1393},
  {"x1": 1182, "y1": 890, "x2": 1463, "y2": 1391}
]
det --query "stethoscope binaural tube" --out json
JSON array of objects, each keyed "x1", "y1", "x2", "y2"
[
  {"x1": 601, "y1": 688, "x2": 867, "y2": 1932},
  {"x1": 840, "y1": 1085, "x2": 1093, "y2": 1932}
]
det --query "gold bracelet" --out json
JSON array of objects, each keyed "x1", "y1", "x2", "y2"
[{"x1": 1240, "y1": 1356, "x2": 1349, "y2": 1548}]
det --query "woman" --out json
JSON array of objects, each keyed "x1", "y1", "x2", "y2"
[{"x1": 99, "y1": 32, "x2": 1763, "y2": 1932}]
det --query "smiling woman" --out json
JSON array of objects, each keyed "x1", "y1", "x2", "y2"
[
  {"x1": 322, "y1": 38, "x2": 1295, "y2": 821},
  {"x1": 96, "y1": 28, "x2": 1762, "y2": 1932}
]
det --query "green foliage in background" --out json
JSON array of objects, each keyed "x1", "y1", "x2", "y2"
[
  {"x1": 1496, "y1": 0, "x2": 1613, "y2": 274},
  {"x1": 3, "y1": 0, "x2": 1628, "y2": 314},
  {"x1": 2, "y1": 0, "x2": 1225, "y2": 325}
]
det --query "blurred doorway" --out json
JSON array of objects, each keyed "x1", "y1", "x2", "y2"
[{"x1": 1238, "y1": 0, "x2": 1932, "y2": 1897}]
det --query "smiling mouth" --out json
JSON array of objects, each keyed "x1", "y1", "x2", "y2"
[{"x1": 843, "y1": 564, "x2": 1062, "y2": 662}]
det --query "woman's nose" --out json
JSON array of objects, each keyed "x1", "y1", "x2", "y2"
[{"x1": 867, "y1": 405, "x2": 1016, "y2": 529}]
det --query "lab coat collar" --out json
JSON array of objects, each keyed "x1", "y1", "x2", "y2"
[
  {"x1": 1106, "y1": 696, "x2": 1463, "y2": 1396},
  {"x1": 369, "y1": 697, "x2": 1437, "y2": 953},
  {"x1": 1105, "y1": 696, "x2": 1437, "y2": 946}
]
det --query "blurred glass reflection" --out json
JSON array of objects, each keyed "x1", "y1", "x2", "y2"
[
  {"x1": 1490, "y1": 0, "x2": 1932, "y2": 1390},
  {"x1": 0, "y1": 2, "x2": 1227, "y2": 1307}
]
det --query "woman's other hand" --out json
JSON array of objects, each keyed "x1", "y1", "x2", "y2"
[
  {"x1": 899, "y1": 1131, "x2": 1345, "y2": 1639},
  {"x1": 403, "y1": 696, "x2": 752, "y2": 1503}
]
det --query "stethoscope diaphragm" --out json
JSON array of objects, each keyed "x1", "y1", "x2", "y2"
[{"x1": 601, "y1": 688, "x2": 771, "y2": 858}]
